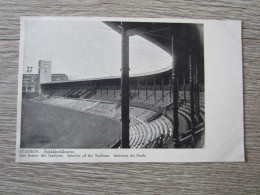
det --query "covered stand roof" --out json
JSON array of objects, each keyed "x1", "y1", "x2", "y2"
[
  {"x1": 42, "y1": 21, "x2": 204, "y2": 87},
  {"x1": 104, "y1": 21, "x2": 204, "y2": 83}
]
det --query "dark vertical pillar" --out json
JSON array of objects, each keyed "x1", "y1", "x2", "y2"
[
  {"x1": 194, "y1": 66, "x2": 197, "y2": 108},
  {"x1": 171, "y1": 35, "x2": 179, "y2": 147},
  {"x1": 154, "y1": 78, "x2": 156, "y2": 102},
  {"x1": 162, "y1": 77, "x2": 164, "y2": 102},
  {"x1": 121, "y1": 23, "x2": 130, "y2": 148},
  {"x1": 177, "y1": 76, "x2": 179, "y2": 107},
  {"x1": 183, "y1": 74, "x2": 186, "y2": 108},
  {"x1": 189, "y1": 55, "x2": 195, "y2": 139},
  {"x1": 129, "y1": 81, "x2": 131, "y2": 95},
  {"x1": 130, "y1": 80, "x2": 132, "y2": 97},
  {"x1": 145, "y1": 78, "x2": 148, "y2": 100},
  {"x1": 195, "y1": 63, "x2": 200, "y2": 121}
]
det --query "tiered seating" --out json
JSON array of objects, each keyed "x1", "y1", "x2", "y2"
[
  {"x1": 86, "y1": 104, "x2": 174, "y2": 149},
  {"x1": 132, "y1": 90, "x2": 146, "y2": 101},
  {"x1": 155, "y1": 91, "x2": 171, "y2": 107},
  {"x1": 63, "y1": 88, "x2": 79, "y2": 97},
  {"x1": 103, "y1": 90, "x2": 121, "y2": 102},
  {"x1": 129, "y1": 90, "x2": 174, "y2": 112},
  {"x1": 70, "y1": 100, "x2": 97, "y2": 111},
  {"x1": 40, "y1": 97, "x2": 97, "y2": 111},
  {"x1": 130, "y1": 107, "x2": 155, "y2": 122},
  {"x1": 46, "y1": 86, "x2": 204, "y2": 111},
  {"x1": 88, "y1": 89, "x2": 102, "y2": 100},
  {"x1": 129, "y1": 115, "x2": 172, "y2": 148},
  {"x1": 181, "y1": 103, "x2": 205, "y2": 122},
  {"x1": 68, "y1": 89, "x2": 88, "y2": 98},
  {"x1": 87, "y1": 102, "x2": 117, "y2": 114},
  {"x1": 37, "y1": 84, "x2": 204, "y2": 148},
  {"x1": 88, "y1": 89, "x2": 122, "y2": 102},
  {"x1": 78, "y1": 89, "x2": 90, "y2": 98}
]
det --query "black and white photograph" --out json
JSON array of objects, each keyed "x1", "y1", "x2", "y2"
[
  {"x1": 19, "y1": 19, "x2": 204, "y2": 150},
  {"x1": 16, "y1": 17, "x2": 243, "y2": 162}
]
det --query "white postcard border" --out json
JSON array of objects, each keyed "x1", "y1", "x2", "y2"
[{"x1": 16, "y1": 17, "x2": 244, "y2": 162}]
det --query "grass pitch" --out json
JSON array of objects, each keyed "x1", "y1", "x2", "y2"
[{"x1": 20, "y1": 100, "x2": 121, "y2": 148}]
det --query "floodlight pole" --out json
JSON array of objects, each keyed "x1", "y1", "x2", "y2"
[{"x1": 121, "y1": 23, "x2": 130, "y2": 148}]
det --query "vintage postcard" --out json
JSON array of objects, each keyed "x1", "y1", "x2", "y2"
[{"x1": 16, "y1": 17, "x2": 244, "y2": 162}]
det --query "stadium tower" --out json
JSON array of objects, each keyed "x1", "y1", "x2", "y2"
[{"x1": 38, "y1": 60, "x2": 52, "y2": 93}]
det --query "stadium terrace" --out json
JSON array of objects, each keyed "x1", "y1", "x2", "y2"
[{"x1": 21, "y1": 21, "x2": 204, "y2": 149}]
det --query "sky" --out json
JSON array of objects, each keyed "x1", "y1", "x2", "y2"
[{"x1": 23, "y1": 20, "x2": 171, "y2": 80}]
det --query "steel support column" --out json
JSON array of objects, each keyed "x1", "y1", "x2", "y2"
[
  {"x1": 183, "y1": 74, "x2": 186, "y2": 108},
  {"x1": 121, "y1": 23, "x2": 130, "y2": 148},
  {"x1": 171, "y1": 35, "x2": 179, "y2": 147},
  {"x1": 189, "y1": 55, "x2": 195, "y2": 140},
  {"x1": 195, "y1": 64, "x2": 200, "y2": 121}
]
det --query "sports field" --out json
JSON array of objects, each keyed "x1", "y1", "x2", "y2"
[{"x1": 20, "y1": 100, "x2": 121, "y2": 148}]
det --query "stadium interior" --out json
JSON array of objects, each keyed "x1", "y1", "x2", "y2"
[{"x1": 21, "y1": 22, "x2": 204, "y2": 149}]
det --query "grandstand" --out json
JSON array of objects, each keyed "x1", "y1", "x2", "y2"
[
  {"x1": 21, "y1": 21, "x2": 204, "y2": 149},
  {"x1": 36, "y1": 65, "x2": 205, "y2": 149}
]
